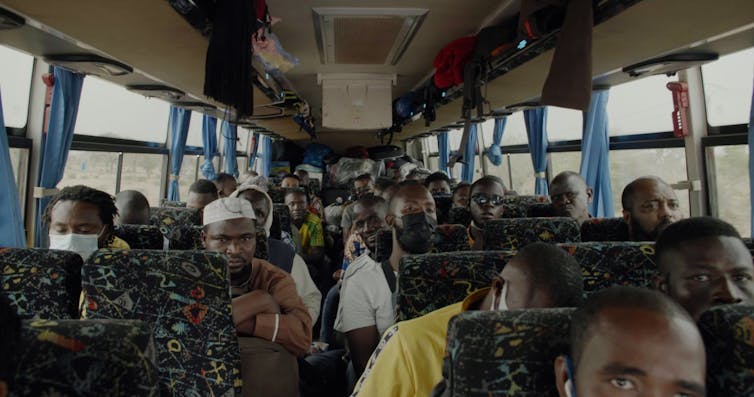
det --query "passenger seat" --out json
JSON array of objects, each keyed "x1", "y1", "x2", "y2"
[
  {"x1": 13, "y1": 319, "x2": 160, "y2": 396},
  {"x1": 698, "y1": 304, "x2": 754, "y2": 396},
  {"x1": 396, "y1": 250, "x2": 515, "y2": 321},
  {"x1": 0, "y1": 248, "x2": 82, "y2": 319},
  {"x1": 558, "y1": 242, "x2": 657, "y2": 296},
  {"x1": 435, "y1": 308, "x2": 573, "y2": 396},
  {"x1": 580, "y1": 217, "x2": 629, "y2": 242},
  {"x1": 114, "y1": 224, "x2": 165, "y2": 250},
  {"x1": 81, "y1": 249, "x2": 242, "y2": 396},
  {"x1": 483, "y1": 217, "x2": 581, "y2": 251}
]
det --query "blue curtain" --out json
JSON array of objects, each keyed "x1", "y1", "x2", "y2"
[
  {"x1": 580, "y1": 90, "x2": 614, "y2": 217},
  {"x1": 167, "y1": 106, "x2": 191, "y2": 201},
  {"x1": 749, "y1": 82, "x2": 754, "y2": 237},
  {"x1": 0, "y1": 91, "x2": 26, "y2": 247},
  {"x1": 249, "y1": 132, "x2": 260, "y2": 171},
  {"x1": 524, "y1": 108, "x2": 549, "y2": 195},
  {"x1": 35, "y1": 67, "x2": 85, "y2": 247},
  {"x1": 260, "y1": 135, "x2": 273, "y2": 177},
  {"x1": 222, "y1": 121, "x2": 239, "y2": 178},
  {"x1": 461, "y1": 124, "x2": 479, "y2": 183},
  {"x1": 486, "y1": 117, "x2": 507, "y2": 166},
  {"x1": 437, "y1": 131, "x2": 450, "y2": 176},
  {"x1": 200, "y1": 115, "x2": 218, "y2": 180}
]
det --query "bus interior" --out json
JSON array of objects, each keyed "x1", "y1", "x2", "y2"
[{"x1": 1, "y1": 0, "x2": 753, "y2": 395}]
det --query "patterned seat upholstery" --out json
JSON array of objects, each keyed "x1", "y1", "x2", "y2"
[
  {"x1": 433, "y1": 224, "x2": 471, "y2": 253},
  {"x1": 114, "y1": 224, "x2": 165, "y2": 250},
  {"x1": 434, "y1": 195, "x2": 453, "y2": 225},
  {"x1": 559, "y1": 242, "x2": 657, "y2": 296},
  {"x1": 372, "y1": 228, "x2": 394, "y2": 262},
  {"x1": 82, "y1": 249, "x2": 242, "y2": 396},
  {"x1": 13, "y1": 319, "x2": 160, "y2": 396},
  {"x1": 273, "y1": 203, "x2": 293, "y2": 235},
  {"x1": 439, "y1": 308, "x2": 574, "y2": 396},
  {"x1": 483, "y1": 217, "x2": 581, "y2": 251},
  {"x1": 160, "y1": 199, "x2": 187, "y2": 208},
  {"x1": 396, "y1": 251, "x2": 515, "y2": 321},
  {"x1": 448, "y1": 207, "x2": 471, "y2": 227},
  {"x1": 580, "y1": 218, "x2": 629, "y2": 242},
  {"x1": 0, "y1": 248, "x2": 83, "y2": 319},
  {"x1": 149, "y1": 207, "x2": 201, "y2": 250},
  {"x1": 526, "y1": 203, "x2": 556, "y2": 218},
  {"x1": 698, "y1": 305, "x2": 754, "y2": 397},
  {"x1": 268, "y1": 186, "x2": 286, "y2": 204},
  {"x1": 501, "y1": 196, "x2": 552, "y2": 219}
]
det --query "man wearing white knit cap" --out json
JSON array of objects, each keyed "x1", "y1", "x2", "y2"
[
  {"x1": 231, "y1": 184, "x2": 322, "y2": 323},
  {"x1": 202, "y1": 197, "x2": 312, "y2": 397}
]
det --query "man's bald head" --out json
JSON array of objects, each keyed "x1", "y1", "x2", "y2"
[
  {"x1": 388, "y1": 181, "x2": 435, "y2": 217},
  {"x1": 621, "y1": 176, "x2": 683, "y2": 241},
  {"x1": 114, "y1": 190, "x2": 150, "y2": 225},
  {"x1": 549, "y1": 171, "x2": 592, "y2": 224}
]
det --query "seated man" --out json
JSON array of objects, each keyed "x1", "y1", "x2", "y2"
[
  {"x1": 341, "y1": 174, "x2": 375, "y2": 242},
  {"x1": 621, "y1": 176, "x2": 683, "y2": 241},
  {"x1": 374, "y1": 178, "x2": 398, "y2": 203},
  {"x1": 44, "y1": 185, "x2": 130, "y2": 257},
  {"x1": 554, "y1": 286, "x2": 706, "y2": 397},
  {"x1": 285, "y1": 188, "x2": 325, "y2": 266},
  {"x1": 114, "y1": 190, "x2": 150, "y2": 225},
  {"x1": 294, "y1": 169, "x2": 310, "y2": 187},
  {"x1": 425, "y1": 172, "x2": 452, "y2": 195},
  {"x1": 186, "y1": 179, "x2": 219, "y2": 222},
  {"x1": 232, "y1": 184, "x2": 322, "y2": 323},
  {"x1": 281, "y1": 174, "x2": 301, "y2": 189},
  {"x1": 549, "y1": 171, "x2": 593, "y2": 225},
  {"x1": 335, "y1": 181, "x2": 437, "y2": 379},
  {"x1": 467, "y1": 176, "x2": 507, "y2": 250},
  {"x1": 352, "y1": 242, "x2": 584, "y2": 397},
  {"x1": 655, "y1": 217, "x2": 754, "y2": 320},
  {"x1": 201, "y1": 198, "x2": 312, "y2": 397},
  {"x1": 214, "y1": 173, "x2": 238, "y2": 198},
  {"x1": 452, "y1": 182, "x2": 471, "y2": 209},
  {"x1": 1, "y1": 292, "x2": 21, "y2": 397}
]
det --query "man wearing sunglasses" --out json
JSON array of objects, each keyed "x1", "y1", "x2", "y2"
[{"x1": 468, "y1": 176, "x2": 507, "y2": 250}]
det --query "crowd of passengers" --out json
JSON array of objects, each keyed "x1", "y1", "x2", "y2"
[{"x1": 1, "y1": 161, "x2": 752, "y2": 397}]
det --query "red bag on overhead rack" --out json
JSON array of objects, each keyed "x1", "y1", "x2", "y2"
[{"x1": 433, "y1": 36, "x2": 477, "y2": 89}]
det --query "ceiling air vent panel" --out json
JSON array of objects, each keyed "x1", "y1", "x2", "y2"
[{"x1": 313, "y1": 7, "x2": 427, "y2": 66}]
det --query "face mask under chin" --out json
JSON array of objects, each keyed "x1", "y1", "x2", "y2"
[{"x1": 394, "y1": 212, "x2": 437, "y2": 254}]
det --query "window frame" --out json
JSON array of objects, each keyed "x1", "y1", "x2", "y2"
[{"x1": 8, "y1": 136, "x2": 32, "y2": 222}]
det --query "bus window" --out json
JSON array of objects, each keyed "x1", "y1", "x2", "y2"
[
  {"x1": 501, "y1": 112, "x2": 528, "y2": 146},
  {"x1": 0, "y1": 45, "x2": 34, "y2": 129},
  {"x1": 710, "y1": 145, "x2": 750, "y2": 237},
  {"x1": 120, "y1": 153, "x2": 166, "y2": 205},
  {"x1": 609, "y1": 148, "x2": 690, "y2": 217},
  {"x1": 550, "y1": 152, "x2": 581, "y2": 178},
  {"x1": 75, "y1": 77, "x2": 170, "y2": 143},
  {"x1": 702, "y1": 48, "x2": 754, "y2": 127},
  {"x1": 9, "y1": 147, "x2": 29, "y2": 217},
  {"x1": 58, "y1": 150, "x2": 119, "y2": 194},
  {"x1": 547, "y1": 106, "x2": 582, "y2": 142},
  {"x1": 178, "y1": 155, "x2": 200, "y2": 199},
  {"x1": 187, "y1": 112, "x2": 204, "y2": 147},
  {"x1": 508, "y1": 153, "x2": 536, "y2": 195},
  {"x1": 608, "y1": 74, "x2": 676, "y2": 136}
]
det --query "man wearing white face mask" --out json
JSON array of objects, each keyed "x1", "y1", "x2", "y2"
[
  {"x1": 350, "y1": 243, "x2": 584, "y2": 397},
  {"x1": 44, "y1": 185, "x2": 130, "y2": 259}
]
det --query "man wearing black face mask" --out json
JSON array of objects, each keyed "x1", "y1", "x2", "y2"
[{"x1": 335, "y1": 181, "x2": 437, "y2": 382}]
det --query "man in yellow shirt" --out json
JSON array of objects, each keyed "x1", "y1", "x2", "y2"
[
  {"x1": 351, "y1": 242, "x2": 584, "y2": 397},
  {"x1": 43, "y1": 185, "x2": 131, "y2": 257}
]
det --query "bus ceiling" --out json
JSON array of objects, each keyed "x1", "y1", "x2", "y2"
[{"x1": 0, "y1": 0, "x2": 752, "y2": 150}]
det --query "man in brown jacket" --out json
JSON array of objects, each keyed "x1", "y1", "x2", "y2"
[{"x1": 202, "y1": 197, "x2": 312, "y2": 397}]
